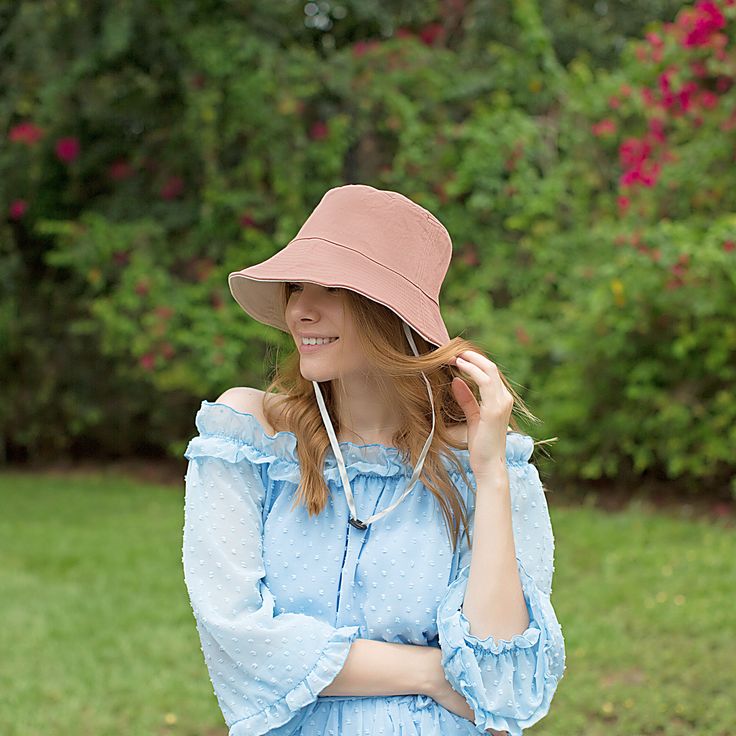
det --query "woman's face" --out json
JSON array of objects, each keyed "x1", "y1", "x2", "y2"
[{"x1": 284, "y1": 281, "x2": 364, "y2": 382}]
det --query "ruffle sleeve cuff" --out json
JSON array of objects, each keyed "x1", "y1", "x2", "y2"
[
  {"x1": 227, "y1": 622, "x2": 362, "y2": 736},
  {"x1": 436, "y1": 560, "x2": 565, "y2": 736}
]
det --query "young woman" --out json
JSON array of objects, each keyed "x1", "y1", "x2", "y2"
[{"x1": 182, "y1": 184, "x2": 565, "y2": 736}]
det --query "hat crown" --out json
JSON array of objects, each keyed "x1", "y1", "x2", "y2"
[{"x1": 292, "y1": 184, "x2": 452, "y2": 301}]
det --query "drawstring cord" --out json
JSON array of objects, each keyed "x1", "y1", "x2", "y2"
[{"x1": 311, "y1": 322, "x2": 436, "y2": 529}]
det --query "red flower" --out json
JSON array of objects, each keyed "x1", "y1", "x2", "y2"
[
  {"x1": 55, "y1": 137, "x2": 80, "y2": 163},
  {"x1": 723, "y1": 240, "x2": 735, "y2": 252},
  {"x1": 8, "y1": 199, "x2": 28, "y2": 220},
  {"x1": 419, "y1": 22, "x2": 445, "y2": 46},
  {"x1": 154, "y1": 306, "x2": 175, "y2": 320},
  {"x1": 139, "y1": 352, "x2": 156, "y2": 370},
  {"x1": 619, "y1": 137, "x2": 652, "y2": 169},
  {"x1": 309, "y1": 120, "x2": 329, "y2": 140},
  {"x1": 352, "y1": 39, "x2": 381, "y2": 57},
  {"x1": 112, "y1": 250, "x2": 130, "y2": 266},
  {"x1": 697, "y1": 90, "x2": 719, "y2": 109},
  {"x1": 239, "y1": 212, "x2": 257, "y2": 228},
  {"x1": 592, "y1": 119, "x2": 617, "y2": 136},
  {"x1": 108, "y1": 159, "x2": 134, "y2": 181},
  {"x1": 617, "y1": 195, "x2": 631, "y2": 213},
  {"x1": 160, "y1": 342, "x2": 175, "y2": 359},
  {"x1": 640, "y1": 87, "x2": 656, "y2": 107},
  {"x1": 160, "y1": 175, "x2": 184, "y2": 200},
  {"x1": 681, "y1": 1, "x2": 726, "y2": 48},
  {"x1": 648, "y1": 118, "x2": 667, "y2": 143},
  {"x1": 620, "y1": 159, "x2": 661, "y2": 188},
  {"x1": 9, "y1": 121, "x2": 44, "y2": 146}
]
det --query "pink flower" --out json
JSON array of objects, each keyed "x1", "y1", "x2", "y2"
[
  {"x1": 419, "y1": 22, "x2": 445, "y2": 46},
  {"x1": 8, "y1": 199, "x2": 28, "y2": 219},
  {"x1": 676, "y1": 81, "x2": 699, "y2": 113},
  {"x1": 160, "y1": 175, "x2": 184, "y2": 200},
  {"x1": 9, "y1": 121, "x2": 44, "y2": 146},
  {"x1": 309, "y1": 120, "x2": 329, "y2": 140},
  {"x1": 648, "y1": 118, "x2": 667, "y2": 143},
  {"x1": 239, "y1": 212, "x2": 257, "y2": 228},
  {"x1": 139, "y1": 353, "x2": 156, "y2": 370},
  {"x1": 697, "y1": 90, "x2": 719, "y2": 109},
  {"x1": 592, "y1": 119, "x2": 617, "y2": 136},
  {"x1": 108, "y1": 159, "x2": 134, "y2": 181},
  {"x1": 619, "y1": 137, "x2": 652, "y2": 169},
  {"x1": 681, "y1": 1, "x2": 726, "y2": 48},
  {"x1": 55, "y1": 137, "x2": 80, "y2": 163},
  {"x1": 352, "y1": 39, "x2": 380, "y2": 57},
  {"x1": 640, "y1": 87, "x2": 656, "y2": 108},
  {"x1": 617, "y1": 195, "x2": 631, "y2": 213}
]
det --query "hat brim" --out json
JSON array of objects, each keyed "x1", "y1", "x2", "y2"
[{"x1": 228, "y1": 237, "x2": 450, "y2": 348}]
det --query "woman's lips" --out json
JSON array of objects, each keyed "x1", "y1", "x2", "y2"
[{"x1": 299, "y1": 338, "x2": 339, "y2": 354}]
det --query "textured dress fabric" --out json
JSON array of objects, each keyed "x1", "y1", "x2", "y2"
[{"x1": 182, "y1": 400, "x2": 566, "y2": 736}]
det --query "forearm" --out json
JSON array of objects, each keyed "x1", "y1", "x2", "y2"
[
  {"x1": 318, "y1": 638, "x2": 436, "y2": 697},
  {"x1": 462, "y1": 461, "x2": 530, "y2": 640}
]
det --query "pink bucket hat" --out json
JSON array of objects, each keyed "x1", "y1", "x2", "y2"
[
  {"x1": 228, "y1": 183, "x2": 452, "y2": 348},
  {"x1": 226, "y1": 183, "x2": 455, "y2": 529}
]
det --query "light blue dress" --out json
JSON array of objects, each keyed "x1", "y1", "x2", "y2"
[{"x1": 182, "y1": 400, "x2": 566, "y2": 736}]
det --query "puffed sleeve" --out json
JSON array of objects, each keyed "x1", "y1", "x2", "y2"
[
  {"x1": 182, "y1": 443, "x2": 362, "y2": 736},
  {"x1": 436, "y1": 433, "x2": 566, "y2": 736}
]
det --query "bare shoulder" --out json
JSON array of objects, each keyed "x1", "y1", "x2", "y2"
[{"x1": 214, "y1": 387, "x2": 287, "y2": 436}]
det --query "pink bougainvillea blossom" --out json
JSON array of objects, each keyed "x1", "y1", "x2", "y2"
[
  {"x1": 55, "y1": 137, "x2": 80, "y2": 163},
  {"x1": 648, "y1": 117, "x2": 667, "y2": 143},
  {"x1": 108, "y1": 159, "x2": 134, "y2": 181},
  {"x1": 352, "y1": 39, "x2": 381, "y2": 57},
  {"x1": 8, "y1": 199, "x2": 29, "y2": 219},
  {"x1": 309, "y1": 120, "x2": 329, "y2": 140},
  {"x1": 160, "y1": 175, "x2": 184, "y2": 200},
  {"x1": 419, "y1": 22, "x2": 445, "y2": 46},
  {"x1": 239, "y1": 212, "x2": 258, "y2": 228},
  {"x1": 619, "y1": 137, "x2": 653, "y2": 169},
  {"x1": 592, "y1": 119, "x2": 617, "y2": 136},
  {"x1": 680, "y1": 1, "x2": 726, "y2": 48},
  {"x1": 9, "y1": 121, "x2": 44, "y2": 145}
]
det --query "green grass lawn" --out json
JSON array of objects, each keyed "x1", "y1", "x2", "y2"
[{"x1": 1, "y1": 470, "x2": 734, "y2": 736}]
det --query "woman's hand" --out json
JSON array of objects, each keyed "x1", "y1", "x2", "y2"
[
  {"x1": 449, "y1": 350, "x2": 514, "y2": 479},
  {"x1": 423, "y1": 646, "x2": 508, "y2": 735}
]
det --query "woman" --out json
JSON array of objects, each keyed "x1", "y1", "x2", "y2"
[{"x1": 182, "y1": 184, "x2": 565, "y2": 735}]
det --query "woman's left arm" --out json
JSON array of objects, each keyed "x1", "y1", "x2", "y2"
[{"x1": 433, "y1": 350, "x2": 566, "y2": 736}]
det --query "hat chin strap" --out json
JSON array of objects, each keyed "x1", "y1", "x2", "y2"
[{"x1": 311, "y1": 322, "x2": 435, "y2": 530}]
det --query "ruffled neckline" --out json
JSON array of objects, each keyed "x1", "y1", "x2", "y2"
[{"x1": 187, "y1": 400, "x2": 535, "y2": 482}]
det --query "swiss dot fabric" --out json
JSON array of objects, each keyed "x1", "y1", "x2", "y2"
[{"x1": 182, "y1": 400, "x2": 566, "y2": 735}]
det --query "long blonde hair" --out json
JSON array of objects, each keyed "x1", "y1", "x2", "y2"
[{"x1": 263, "y1": 284, "x2": 542, "y2": 554}]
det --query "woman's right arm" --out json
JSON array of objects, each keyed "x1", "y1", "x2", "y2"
[
  {"x1": 322, "y1": 642, "x2": 507, "y2": 734},
  {"x1": 318, "y1": 638, "x2": 439, "y2": 698}
]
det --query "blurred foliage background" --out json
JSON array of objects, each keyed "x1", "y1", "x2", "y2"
[{"x1": 1, "y1": 0, "x2": 734, "y2": 499}]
